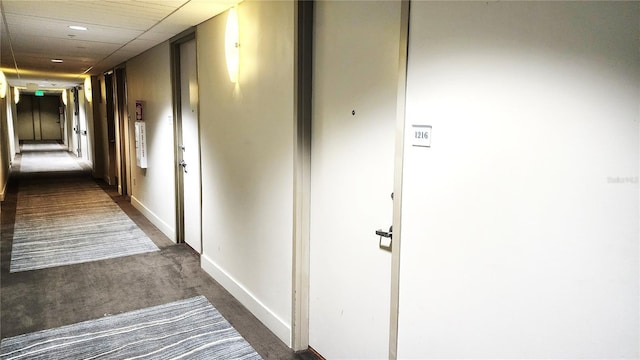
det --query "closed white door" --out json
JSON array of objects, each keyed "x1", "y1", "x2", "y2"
[
  {"x1": 180, "y1": 39, "x2": 202, "y2": 253},
  {"x1": 309, "y1": 1, "x2": 401, "y2": 358}
]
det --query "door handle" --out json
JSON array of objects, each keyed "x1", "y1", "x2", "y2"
[
  {"x1": 376, "y1": 192, "x2": 394, "y2": 252},
  {"x1": 376, "y1": 226, "x2": 392, "y2": 252},
  {"x1": 179, "y1": 160, "x2": 188, "y2": 173}
]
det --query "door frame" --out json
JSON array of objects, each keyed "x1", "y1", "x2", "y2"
[
  {"x1": 388, "y1": 1, "x2": 410, "y2": 358},
  {"x1": 290, "y1": 1, "x2": 410, "y2": 358},
  {"x1": 170, "y1": 29, "x2": 200, "y2": 246},
  {"x1": 73, "y1": 87, "x2": 82, "y2": 157},
  {"x1": 113, "y1": 66, "x2": 130, "y2": 196},
  {"x1": 291, "y1": 0, "x2": 313, "y2": 352},
  {"x1": 104, "y1": 71, "x2": 117, "y2": 186}
]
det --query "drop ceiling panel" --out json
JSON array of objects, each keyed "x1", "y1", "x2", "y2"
[
  {"x1": 1, "y1": 0, "x2": 182, "y2": 30},
  {"x1": 4, "y1": 14, "x2": 143, "y2": 44},
  {"x1": 1, "y1": 0, "x2": 240, "y2": 89},
  {"x1": 12, "y1": 38, "x2": 121, "y2": 57},
  {"x1": 14, "y1": 57, "x2": 95, "y2": 76}
]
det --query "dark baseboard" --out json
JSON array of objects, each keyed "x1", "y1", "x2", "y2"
[{"x1": 296, "y1": 346, "x2": 326, "y2": 360}]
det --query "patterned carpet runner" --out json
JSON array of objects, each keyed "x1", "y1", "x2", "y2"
[
  {"x1": 19, "y1": 142, "x2": 84, "y2": 173},
  {"x1": 0, "y1": 296, "x2": 262, "y2": 359},
  {"x1": 9, "y1": 178, "x2": 159, "y2": 272}
]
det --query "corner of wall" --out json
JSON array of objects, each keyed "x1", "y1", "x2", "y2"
[
  {"x1": 131, "y1": 195, "x2": 176, "y2": 243},
  {"x1": 201, "y1": 253, "x2": 292, "y2": 347}
]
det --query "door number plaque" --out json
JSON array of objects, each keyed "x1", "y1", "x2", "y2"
[{"x1": 412, "y1": 125, "x2": 432, "y2": 147}]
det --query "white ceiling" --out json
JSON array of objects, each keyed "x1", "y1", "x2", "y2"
[{"x1": 1, "y1": 0, "x2": 239, "y2": 91}]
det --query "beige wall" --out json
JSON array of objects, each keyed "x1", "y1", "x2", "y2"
[
  {"x1": 79, "y1": 87, "x2": 92, "y2": 164},
  {"x1": 197, "y1": 1, "x2": 295, "y2": 345},
  {"x1": 64, "y1": 89, "x2": 74, "y2": 152},
  {"x1": 92, "y1": 75, "x2": 108, "y2": 181},
  {"x1": 126, "y1": 42, "x2": 177, "y2": 241},
  {"x1": 69, "y1": 89, "x2": 79, "y2": 156},
  {"x1": 0, "y1": 94, "x2": 9, "y2": 201},
  {"x1": 1, "y1": 86, "x2": 19, "y2": 201},
  {"x1": 9, "y1": 89, "x2": 18, "y2": 157}
]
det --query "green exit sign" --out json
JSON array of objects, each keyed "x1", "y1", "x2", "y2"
[{"x1": 35, "y1": 90, "x2": 44, "y2": 96}]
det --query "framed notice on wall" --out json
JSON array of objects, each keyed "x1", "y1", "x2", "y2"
[{"x1": 134, "y1": 121, "x2": 147, "y2": 168}]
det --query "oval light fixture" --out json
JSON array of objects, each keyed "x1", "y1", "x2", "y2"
[
  {"x1": 225, "y1": 6, "x2": 240, "y2": 83},
  {"x1": 69, "y1": 25, "x2": 87, "y2": 31},
  {"x1": 14, "y1": 87, "x2": 19, "y2": 104},
  {"x1": 62, "y1": 89, "x2": 68, "y2": 106},
  {"x1": 84, "y1": 77, "x2": 92, "y2": 103},
  {"x1": 51, "y1": 59, "x2": 64, "y2": 63}
]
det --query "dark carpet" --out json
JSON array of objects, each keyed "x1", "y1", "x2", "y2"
[{"x1": 1, "y1": 147, "x2": 303, "y2": 359}]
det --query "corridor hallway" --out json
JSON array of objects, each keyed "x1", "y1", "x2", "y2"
[{"x1": 0, "y1": 142, "x2": 298, "y2": 359}]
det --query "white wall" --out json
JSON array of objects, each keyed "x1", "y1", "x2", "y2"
[
  {"x1": 197, "y1": 1, "x2": 295, "y2": 346},
  {"x1": 398, "y1": 2, "x2": 639, "y2": 358},
  {"x1": 126, "y1": 42, "x2": 177, "y2": 241}
]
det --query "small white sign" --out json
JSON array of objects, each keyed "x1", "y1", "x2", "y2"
[
  {"x1": 134, "y1": 121, "x2": 148, "y2": 169},
  {"x1": 412, "y1": 125, "x2": 432, "y2": 147}
]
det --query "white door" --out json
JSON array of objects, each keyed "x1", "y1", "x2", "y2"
[
  {"x1": 309, "y1": 1, "x2": 401, "y2": 358},
  {"x1": 180, "y1": 39, "x2": 202, "y2": 253}
]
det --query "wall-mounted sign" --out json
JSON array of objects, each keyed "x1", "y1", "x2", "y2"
[
  {"x1": 34, "y1": 90, "x2": 44, "y2": 96},
  {"x1": 135, "y1": 121, "x2": 148, "y2": 169},
  {"x1": 411, "y1": 125, "x2": 432, "y2": 147}
]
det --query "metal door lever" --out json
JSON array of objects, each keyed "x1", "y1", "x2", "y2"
[
  {"x1": 179, "y1": 160, "x2": 188, "y2": 173},
  {"x1": 376, "y1": 226, "x2": 392, "y2": 252}
]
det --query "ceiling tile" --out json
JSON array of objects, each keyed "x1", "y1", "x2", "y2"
[
  {"x1": 1, "y1": 0, "x2": 180, "y2": 30},
  {"x1": 5, "y1": 14, "x2": 143, "y2": 44},
  {"x1": 0, "y1": 0, "x2": 242, "y2": 88}
]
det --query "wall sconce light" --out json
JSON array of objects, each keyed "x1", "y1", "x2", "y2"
[
  {"x1": 62, "y1": 89, "x2": 68, "y2": 106},
  {"x1": 84, "y1": 77, "x2": 92, "y2": 102},
  {"x1": 225, "y1": 6, "x2": 240, "y2": 83},
  {"x1": 14, "y1": 87, "x2": 19, "y2": 104},
  {"x1": 0, "y1": 71, "x2": 6, "y2": 99}
]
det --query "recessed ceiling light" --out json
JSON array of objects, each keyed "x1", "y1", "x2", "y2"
[
  {"x1": 51, "y1": 59, "x2": 64, "y2": 63},
  {"x1": 69, "y1": 25, "x2": 87, "y2": 31}
]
